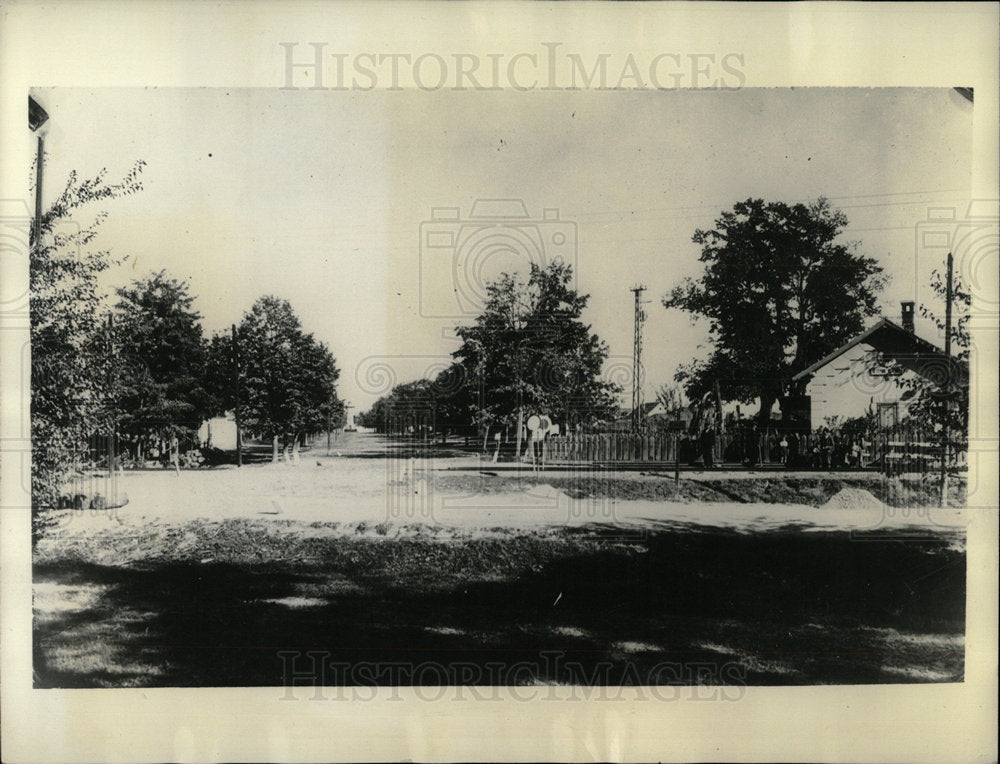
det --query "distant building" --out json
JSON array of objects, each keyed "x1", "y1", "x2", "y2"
[
  {"x1": 791, "y1": 302, "x2": 966, "y2": 429},
  {"x1": 603, "y1": 401, "x2": 668, "y2": 431},
  {"x1": 198, "y1": 413, "x2": 238, "y2": 450}
]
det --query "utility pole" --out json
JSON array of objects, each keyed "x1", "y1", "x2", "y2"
[
  {"x1": 944, "y1": 251, "x2": 953, "y2": 358},
  {"x1": 516, "y1": 351, "x2": 524, "y2": 461},
  {"x1": 232, "y1": 324, "x2": 242, "y2": 467},
  {"x1": 630, "y1": 285, "x2": 648, "y2": 431},
  {"x1": 326, "y1": 404, "x2": 333, "y2": 455},
  {"x1": 106, "y1": 314, "x2": 117, "y2": 499},
  {"x1": 29, "y1": 96, "x2": 48, "y2": 244},
  {"x1": 34, "y1": 135, "x2": 44, "y2": 242},
  {"x1": 939, "y1": 251, "x2": 953, "y2": 506}
]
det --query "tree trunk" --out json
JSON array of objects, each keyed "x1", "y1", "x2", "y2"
[
  {"x1": 516, "y1": 408, "x2": 524, "y2": 461},
  {"x1": 757, "y1": 393, "x2": 776, "y2": 429},
  {"x1": 272, "y1": 435, "x2": 279, "y2": 463},
  {"x1": 292, "y1": 434, "x2": 300, "y2": 463},
  {"x1": 757, "y1": 392, "x2": 777, "y2": 465}
]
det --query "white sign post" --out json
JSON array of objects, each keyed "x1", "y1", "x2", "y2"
[{"x1": 526, "y1": 414, "x2": 551, "y2": 471}]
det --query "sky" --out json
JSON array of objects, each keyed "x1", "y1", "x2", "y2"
[{"x1": 31, "y1": 87, "x2": 974, "y2": 412}]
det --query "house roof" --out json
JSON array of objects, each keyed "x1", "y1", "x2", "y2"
[
  {"x1": 792, "y1": 317, "x2": 958, "y2": 383},
  {"x1": 609, "y1": 401, "x2": 666, "y2": 426}
]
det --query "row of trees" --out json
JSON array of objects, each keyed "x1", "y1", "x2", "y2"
[
  {"x1": 356, "y1": 371, "x2": 471, "y2": 440},
  {"x1": 208, "y1": 296, "x2": 343, "y2": 462},
  {"x1": 359, "y1": 262, "x2": 621, "y2": 449},
  {"x1": 362, "y1": 197, "x2": 967, "y2": 461},
  {"x1": 110, "y1": 276, "x2": 343, "y2": 465},
  {"x1": 361, "y1": 199, "x2": 888, "y2": 446},
  {"x1": 31, "y1": 163, "x2": 342, "y2": 509},
  {"x1": 33, "y1": 162, "x2": 959, "y2": 511}
]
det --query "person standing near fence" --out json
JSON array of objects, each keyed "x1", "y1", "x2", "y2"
[
  {"x1": 698, "y1": 392, "x2": 716, "y2": 468},
  {"x1": 700, "y1": 406, "x2": 716, "y2": 468},
  {"x1": 819, "y1": 428, "x2": 833, "y2": 469},
  {"x1": 832, "y1": 431, "x2": 847, "y2": 469},
  {"x1": 850, "y1": 437, "x2": 861, "y2": 468},
  {"x1": 743, "y1": 419, "x2": 760, "y2": 467},
  {"x1": 687, "y1": 400, "x2": 702, "y2": 466},
  {"x1": 787, "y1": 430, "x2": 800, "y2": 469},
  {"x1": 170, "y1": 433, "x2": 180, "y2": 476}
]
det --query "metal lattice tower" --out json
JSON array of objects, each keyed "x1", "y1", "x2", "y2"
[{"x1": 630, "y1": 285, "x2": 648, "y2": 431}]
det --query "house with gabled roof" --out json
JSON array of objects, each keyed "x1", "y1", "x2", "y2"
[{"x1": 790, "y1": 301, "x2": 967, "y2": 429}]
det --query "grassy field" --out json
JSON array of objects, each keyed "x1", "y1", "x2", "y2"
[
  {"x1": 34, "y1": 514, "x2": 965, "y2": 688},
  {"x1": 432, "y1": 470, "x2": 967, "y2": 506}
]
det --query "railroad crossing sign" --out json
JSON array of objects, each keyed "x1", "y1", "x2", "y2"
[{"x1": 527, "y1": 414, "x2": 552, "y2": 440}]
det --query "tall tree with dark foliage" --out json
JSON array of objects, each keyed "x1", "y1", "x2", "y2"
[
  {"x1": 454, "y1": 262, "x2": 619, "y2": 447},
  {"x1": 111, "y1": 271, "x2": 217, "y2": 460},
  {"x1": 664, "y1": 198, "x2": 885, "y2": 425},
  {"x1": 210, "y1": 296, "x2": 341, "y2": 461}
]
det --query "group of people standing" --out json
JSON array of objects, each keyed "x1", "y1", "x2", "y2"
[
  {"x1": 686, "y1": 393, "x2": 720, "y2": 468},
  {"x1": 775, "y1": 427, "x2": 865, "y2": 469},
  {"x1": 682, "y1": 398, "x2": 867, "y2": 470}
]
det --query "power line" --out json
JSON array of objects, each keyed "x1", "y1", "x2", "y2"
[{"x1": 568, "y1": 189, "x2": 967, "y2": 220}]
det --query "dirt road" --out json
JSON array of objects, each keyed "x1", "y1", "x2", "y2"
[{"x1": 46, "y1": 442, "x2": 966, "y2": 541}]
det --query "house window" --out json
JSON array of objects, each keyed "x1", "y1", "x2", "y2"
[{"x1": 877, "y1": 401, "x2": 899, "y2": 430}]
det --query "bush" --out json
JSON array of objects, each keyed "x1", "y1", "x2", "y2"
[
  {"x1": 179, "y1": 449, "x2": 205, "y2": 469},
  {"x1": 198, "y1": 446, "x2": 231, "y2": 467}
]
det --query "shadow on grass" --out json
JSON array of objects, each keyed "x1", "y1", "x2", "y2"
[{"x1": 34, "y1": 528, "x2": 965, "y2": 688}]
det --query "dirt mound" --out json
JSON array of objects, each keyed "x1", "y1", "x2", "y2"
[{"x1": 821, "y1": 487, "x2": 886, "y2": 510}]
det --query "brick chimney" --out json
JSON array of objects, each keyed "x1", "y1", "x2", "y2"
[{"x1": 901, "y1": 301, "x2": 915, "y2": 333}]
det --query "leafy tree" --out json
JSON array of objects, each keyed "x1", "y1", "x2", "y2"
[
  {"x1": 357, "y1": 366, "x2": 473, "y2": 441},
  {"x1": 877, "y1": 261, "x2": 970, "y2": 471},
  {"x1": 359, "y1": 381, "x2": 418, "y2": 435},
  {"x1": 30, "y1": 161, "x2": 146, "y2": 511},
  {"x1": 384, "y1": 379, "x2": 436, "y2": 436},
  {"x1": 356, "y1": 397, "x2": 386, "y2": 432},
  {"x1": 454, "y1": 262, "x2": 619, "y2": 449},
  {"x1": 111, "y1": 271, "x2": 217, "y2": 461},
  {"x1": 663, "y1": 198, "x2": 885, "y2": 426},
  {"x1": 654, "y1": 383, "x2": 685, "y2": 416},
  {"x1": 213, "y1": 296, "x2": 341, "y2": 461},
  {"x1": 204, "y1": 331, "x2": 237, "y2": 413},
  {"x1": 431, "y1": 363, "x2": 475, "y2": 440}
]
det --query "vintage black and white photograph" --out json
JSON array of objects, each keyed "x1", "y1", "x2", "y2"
[
  {"x1": 2, "y1": 3, "x2": 999, "y2": 762},
  {"x1": 23, "y1": 84, "x2": 980, "y2": 692}
]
